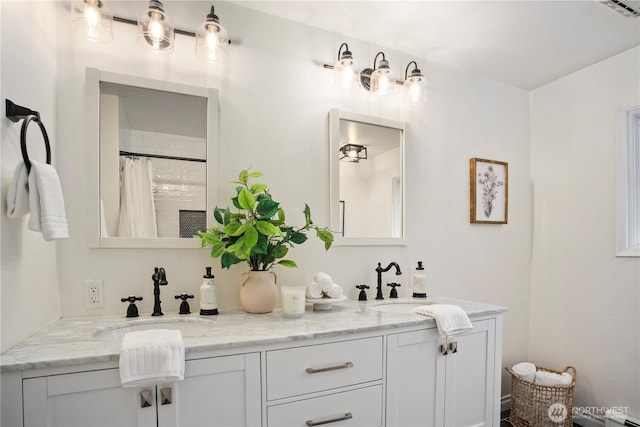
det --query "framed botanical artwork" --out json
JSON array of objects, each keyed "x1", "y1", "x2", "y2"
[{"x1": 470, "y1": 158, "x2": 508, "y2": 224}]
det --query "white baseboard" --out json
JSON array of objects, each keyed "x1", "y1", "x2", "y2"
[{"x1": 501, "y1": 394, "x2": 511, "y2": 414}]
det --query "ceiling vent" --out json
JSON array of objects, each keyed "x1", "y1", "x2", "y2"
[{"x1": 600, "y1": 0, "x2": 640, "y2": 17}]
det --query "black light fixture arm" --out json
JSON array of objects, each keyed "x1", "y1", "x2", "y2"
[
  {"x1": 372, "y1": 51, "x2": 386, "y2": 69},
  {"x1": 337, "y1": 42, "x2": 350, "y2": 61},
  {"x1": 405, "y1": 61, "x2": 418, "y2": 80}
]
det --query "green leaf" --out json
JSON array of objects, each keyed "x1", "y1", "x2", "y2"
[
  {"x1": 238, "y1": 188, "x2": 256, "y2": 210},
  {"x1": 223, "y1": 207, "x2": 231, "y2": 225},
  {"x1": 317, "y1": 229, "x2": 334, "y2": 250},
  {"x1": 213, "y1": 209, "x2": 224, "y2": 225},
  {"x1": 210, "y1": 242, "x2": 226, "y2": 258},
  {"x1": 255, "y1": 220, "x2": 282, "y2": 237},
  {"x1": 239, "y1": 169, "x2": 249, "y2": 184},
  {"x1": 274, "y1": 245, "x2": 288, "y2": 258},
  {"x1": 250, "y1": 183, "x2": 268, "y2": 195},
  {"x1": 223, "y1": 222, "x2": 242, "y2": 236},
  {"x1": 227, "y1": 236, "x2": 245, "y2": 253},
  {"x1": 198, "y1": 231, "x2": 218, "y2": 245},
  {"x1": 277, "y1": 259, "x2": 297, "y2": 268},
  {"x1": 232, "y1": 196, "x2": 242, "y2": 210},
  {"x1": 253, "y1": 234, "x2": 268, "y2": 254},
  {"x1": 303, "y1": 203, "x2": 312, "y2": 228},
  {"x1": 243, "y1": 225, "x2": 259, "y2": 250},
  {"x1": 256, "y1": 199, "x2": 280, "y2": 219},
  {"x1": 290, "y1": 231, "x2": 308, "y2": 245},
  {"x1": 248, "y1": 171, "x2": 263, "y2": 178},
  {"x1": 221, "y1": 251, "x2": 240, "y2": 269}
]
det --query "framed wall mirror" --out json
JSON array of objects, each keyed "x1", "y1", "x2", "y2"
[
  {"x1": 86, "y1": 68, "x2": 219, "y2": 248},
  {"x1": 329, "y1": 109, "x2": 406, "y2": 246}
]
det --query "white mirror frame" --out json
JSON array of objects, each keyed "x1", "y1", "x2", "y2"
[
  {"x1": 329, "y1": 109, "x2": 407, "y2": 246},
  {"x1": 86, "y1": 68, "x2": 219, "y2": 248}
]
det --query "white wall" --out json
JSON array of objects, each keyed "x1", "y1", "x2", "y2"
[
  {"x1": 0, "y1": 1, "x2": 61, "y2": 352},
  {"x1": 0, "y1": 1, "x2": 532, "y2": 395},
  {"x1": 530, "y1": 47, "x2": 640, "y2": 419}
]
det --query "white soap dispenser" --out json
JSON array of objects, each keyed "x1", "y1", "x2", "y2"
[
  {"x1": 411, "y1": 261, "x2": 427, "y2": 298},
  {"x1": 200, "y1": 267, "x2": 219, "y2": 315}
]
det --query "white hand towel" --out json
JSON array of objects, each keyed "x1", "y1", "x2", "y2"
[
  {"x1": 27, "y1": 160, "x2": 69, "y2": 240},
  {"x1": 313, "y1": 272, "x2": 333, "y2": 293},
  {"x1": 326, "y1": 283, "x2": 343, "y2": 299},
  {"x1": 512, "y1": 362, "x2": 536, "y2": 382},
  {"x1": 119, "y1": 329, "x2": 185, "y2": 388},
  {"x1": 534, "y1": 370, "x2": 572, "y2": 386},
  {"x1": 7, "y1": 164, "x2": 30, "y2": 218},
  {"x1": 411, "y1": 304, "x2": 473, "y2": 337},
  {"x1": 306, "y1": 282, "x2": 324, "y2": 299}
]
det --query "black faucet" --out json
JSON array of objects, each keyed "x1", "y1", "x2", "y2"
[
  {"x1": 152, "y1": 267, "x2": 168, "y2": 316},
  {"x1": 375, "y1": 262, "x2": 402, "y2": 300}
]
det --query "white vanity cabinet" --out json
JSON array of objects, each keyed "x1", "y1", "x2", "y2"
[
  {"x1": 386, "y1": 318, "x2": 500, "y2": 427},
  {"x1": 21, "y1": 353, "x2": 261, "y2": 427},
  {"x1": 265, "y1": 336, "x2": 384, "y2": 427},
  {"x1": 2, "y1": 299, "x2": 505, "y2": 427}
]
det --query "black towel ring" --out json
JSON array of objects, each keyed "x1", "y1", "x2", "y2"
[
  {"x1": 5, "y1": 99, "x2": 51, "y2": 174},
  {"x1": 20, "y1": 115, "x2": 51, "y2": 174}
]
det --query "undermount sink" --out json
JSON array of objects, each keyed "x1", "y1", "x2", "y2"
[
  {"x1": 93, "y1": 318, "x2": 215, "y2": 342},
  {"x1": 369, "y1": 300, "x2": 431, "y2": 313}
]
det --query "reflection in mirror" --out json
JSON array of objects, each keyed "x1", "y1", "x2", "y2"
[
  {"x1": 329, "y1": 109, "x2": 406, "y2": 246},
  {"x1": 86, "y1": 68, "x2": 218, "y2": 248}
]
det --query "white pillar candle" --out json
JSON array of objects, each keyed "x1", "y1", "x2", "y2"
[{"x1": 280, "y1": 284, "x2": 306, "y2": 318}]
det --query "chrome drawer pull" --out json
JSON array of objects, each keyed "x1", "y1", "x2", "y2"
[
  {"x1": 306, "y1": 412, "x2": 353, "y2": 426},
  {"x1": 305, "y1": 361, "x2": 354, "y2": 374}
]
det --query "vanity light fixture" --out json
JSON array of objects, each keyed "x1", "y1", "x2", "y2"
[
  {"x1": 403, "y1": 61, "x2": 428, "y2": 105},
  {"x1": 70, "y1": 0, "x2": 114, "y2": 43},
  {"x1": 365, "y1": 52, "x2": 397, "y2": 97},
  {"x1": 70, "y1": 1, "x2": 232, "y2": 61},
  {"x1": 333, "y1": 43, "x2": 358, "y2": 90},
  {"x1": 194, "y1": 6, "x2": 229, "y2": 64},
  {"x1": 137, "y1": 0, "x2": 175, "y2": 53},
  {"x1": 339, "y1": 143, "x2": 368, "y2": 163},
  {"x1": 324, "y1": 44, "x2": 427, "y2": 105}
]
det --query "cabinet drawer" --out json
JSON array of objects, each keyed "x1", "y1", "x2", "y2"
[
  {"x1": 266, "y1": 336, "x2": 383, "y2": 400},
  {"x1": 267, "y1": 385, "x2": 382, "y2": 427}
]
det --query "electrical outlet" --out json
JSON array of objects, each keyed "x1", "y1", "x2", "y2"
[{"x1": 83, "y1": 280, "x2": 104, "y2": 308}]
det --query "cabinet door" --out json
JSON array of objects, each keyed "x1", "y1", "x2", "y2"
[
  {"x1": 162, "y1": 353, "x2": 261, "y2": 427},
  {"x1": 444, "y1": 319, "x2": 496, "y2": 427},
  {"x1": 23, "y1": 369, "x2": 155, "y2": 427},
  {"x1": 267, "y1": 385, "x2": 383, "y2": 427},
  {"x1": 386, "y1": 327, "x2": 445, "y2": 427},
  {"x1": 22, "y1": 353, "x2": 262, "y2": 427}
]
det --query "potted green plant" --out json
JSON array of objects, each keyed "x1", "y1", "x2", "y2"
[{"x1": 198, "y1": 168, "x2": 333, "y2": 313}]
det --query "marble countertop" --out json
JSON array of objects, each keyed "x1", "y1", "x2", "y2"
[{"x1": 0, "y1": 296, "x2": 506, "y2": 372}]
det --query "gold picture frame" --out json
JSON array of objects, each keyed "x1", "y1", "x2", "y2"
[{"x1": 470, "y1": 158, "x2": 508, "y2": 224}]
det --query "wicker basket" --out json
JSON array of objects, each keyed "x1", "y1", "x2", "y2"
[{"x1": 505, "y1": 365, "x2": 576, "y2": 427}]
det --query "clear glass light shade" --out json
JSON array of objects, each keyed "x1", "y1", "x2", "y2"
[
  {"x1": 333, "y1": 57, "x2": 358, "y2": 90},
  {"x1": 137, "y1": 1, "x2": 174, "y2": 53},
  {"x1": 195, "y1": 20, "x2": 229, "y2": 64},
  {"x1": 70, "y1": 0, "x2": 113, "y2": 43},
  {"x1": 369, "y1": 63, "x2": 396, "y2": 97},
  {"x1": 403, "y1": 74, "x2": 428, "y2": 105}
]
